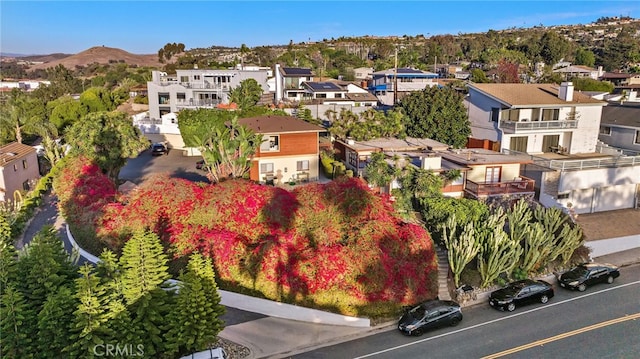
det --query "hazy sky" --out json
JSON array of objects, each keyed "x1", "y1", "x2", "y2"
[{"x1": 2, "y1": 1, "x2": 639, "y2": 55}]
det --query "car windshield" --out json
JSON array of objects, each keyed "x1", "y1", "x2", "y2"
[
  {"x1": 571, "y1": 266, "x2": 590, "y2": 276},
  {"x1": 409, "y1": 306, "x2": 426, "y2": 319}
]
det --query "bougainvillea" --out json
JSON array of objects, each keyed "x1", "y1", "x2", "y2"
[{"x1": 55, "y1": 157, "x2": 438, "y2": 318}]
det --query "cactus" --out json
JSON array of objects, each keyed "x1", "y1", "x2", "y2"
[
  {"x1": 477, "y1": 224, "x2": 523, "y2": 288},
  {"x1": 520, "y1": 222, "x2": 553, "y2": 273},
  {"x1": 442, "y1": 215, "x2": 480, "y2": 288}
]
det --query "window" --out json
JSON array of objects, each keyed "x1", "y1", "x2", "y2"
[
  {"x1": 287, "y1": 92, "x2": 297, "y2": 98},
  {"x1": 260, "y1": 135, "x2": 280, "y2": 152},
  {"x1": 22, "y1": 160, "x2": 28, "y2": 169},
  {"x1": 485, "y1": 166, "x2": 501, "y2": 183},
  {"x1": 491, "y1": 108, "x2": 500, "y2": 122},
  {"x1": 600, "y1": 126, "x2": 612, "y2": 135},
  {"x1": 316, "y1": 93, "x2": 327, "y2": 98},
  {"x1": 335, "y1": 93, "x2": 343, "y2": 98},
  {"x1": 23, "y1": 180, "x2": 30, "y2": 191},
  {"x1": 177, "y1": 93, "x2": 186, "y2": 100},
  {"x1": 297, "y1": 160, "x2": 309, "y2": 171},
  {"x1": 158, "y1": 93, "x2": 170, "y2": 105},
  {"x1": 260, "y1": 163, "x2": 274, "y2": 174},
  {"x1": 180, "y1": 76, "x2": 189, "y2": 83},
  {"x1": 13, "y1": 164, "x2": 18, "y2": 171},
  {"x1": 509, "y1": 136, "x2": 528, "y2": 152},
  {"x1": 500, "y1": 109, "x2": 519, "y2": 121},
  {"x1": 557, "y1": 192, "x2": 570, "y2": 199},
  {"x1": 635, "y1": 130, "x2": 640, "y2": 145},
  {"x1": 193, "y1": 75, "x2": 201, "y2": 80},
  {"x1": 531, "y1": 108, "x2": 540, "y2": 121},
  {"x1": 542, "y1": 135, "x2": 560, "y2": 153},
  {"x1": 542, "y1": 108, "x2": 559, "y2": 121}
]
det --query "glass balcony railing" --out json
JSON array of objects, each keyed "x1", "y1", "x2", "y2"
[{"x1": 500, "y1": 120, "x2": 578, "y2": 132}]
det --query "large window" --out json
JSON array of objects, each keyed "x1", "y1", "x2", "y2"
[
  {"x1": 542, "y1": 108, "x2": 559, "y2": 121},
  {"x1": 260, "y1": 135, "x2": 280, "y2": 152},
  {"x1": 542, "y1": 135, "x2": 560, "y2": 153},
  {"x1": 509, "y1": 136, "x2": 528, "y2": 152},
  {"x1": 501, "y1": 109, "x2": 520, "y2": 121},
  {"x1": 531, "y1": 108, "x2": 540, "y2": 121}
]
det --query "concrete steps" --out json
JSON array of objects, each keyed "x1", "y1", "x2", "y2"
[{"x1": 436, "y1": 245, "x2": 452, "y2": 301}]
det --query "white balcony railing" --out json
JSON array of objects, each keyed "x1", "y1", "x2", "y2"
[{"x1": 500, "y1": 120, "x2": 578, "y2": 131}]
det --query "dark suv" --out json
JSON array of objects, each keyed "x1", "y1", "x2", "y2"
[{"x1": 151, "y1": 143, "x2": 168, "y2": 156}]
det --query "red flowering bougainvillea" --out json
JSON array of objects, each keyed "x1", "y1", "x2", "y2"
[{"x1": 57, "y1": 157, "x2": 437, "y2": 318}]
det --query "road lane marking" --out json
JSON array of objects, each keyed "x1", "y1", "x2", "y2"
[
  {"x1": 481, "y1": 312, "x2": 640, "y2": 358},
  {"x1": 353, "y1": 280, "x2": 640, "y2": 359}
]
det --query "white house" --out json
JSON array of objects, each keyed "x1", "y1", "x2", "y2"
[{"x1": 466, "y1": 82, "x2": 640, "y2": 214}]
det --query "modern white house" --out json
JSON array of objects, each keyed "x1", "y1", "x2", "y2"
[
  {"x1": 466, "y1": 82, "x2": 640, "y2": 214},
  {"x1": 369, "y1": 67, "x2": 439, "y2": 106},
  {"x1": 146, "y1": 68, "x2": 270, "y2": 119},
  {"x1": 274, "y1": 65, "x2": 314, "y2": 104}
]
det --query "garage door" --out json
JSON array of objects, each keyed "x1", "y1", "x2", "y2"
[{"x1": 593, "y1": 185, "x2": 636, "y2": 212}]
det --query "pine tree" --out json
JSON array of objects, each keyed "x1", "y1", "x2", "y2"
[
  {"x1": 36, "y1": 285, "x2": 77, "y2": 357},
  {"x1": 119, "y1": 230, "x2": 172, "y2": 356},
  {"x1": 0, "y1": 239, "x2": 18, "y2": 290},
  {"x1": 14, "y1": 226, "x2": 77, "y2": 312},
  {"x1": 165, "y1": 254, "x2": 226, "y2": 356},
  {"x1": 119, "y1": 230, "x2": 170, "y2": 306},
  {"x1": 97, "y1": 249, "x2": 135, "y2": 346},
  {"x1": 0, "y1": 285, "x2": 34, "y2": 358},
  {"x1": 68, "y1": 264, "x2": 111, "y2": 358}
]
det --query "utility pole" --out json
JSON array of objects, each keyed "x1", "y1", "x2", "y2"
[{"x1": 393, "y1": 47, "x2": 398, "y2": 105}]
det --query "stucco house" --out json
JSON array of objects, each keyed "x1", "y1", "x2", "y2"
[
  {"x1": 146, "y1": 69, "x2": 270, "y2": 119},
  {"x1": 274, "y1": 65, "x2": 314, "y2": 104},
  {"x1": 239, "y1": 115, "x2": 325, "y2": 184},
  {"x1": 598, "y1": 101, "x2": 640, "y2": 155},
  {"x1": 0, "y1": 142, "x2": 40, "y2": 203},
  {"x1": 467, "y1": 81, "x2": 640, "y2": 213}
]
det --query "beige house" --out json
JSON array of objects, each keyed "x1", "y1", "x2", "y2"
[{"x1": 0, "y1": 142, "x2": 40, "y2": 202}]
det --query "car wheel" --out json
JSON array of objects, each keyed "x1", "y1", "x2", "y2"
[
  {"x1": 506, "y1": 303, "x2": 516, "y2": 312},
  {"x1": 606, "y1": 275, "x2": 614, "y2": 284},
  {"x1": 540, "y1": 295, "x2": 549, "y2": 304},
  {"x1": 578, "y1": 284, "x2": 587, "y2": 292},
  {"x1": 450, "y1": 317, "x2": 461, "y2": 327},
  {"x1": 413, "y1": 328, "x2": 424, "y2": 337}
]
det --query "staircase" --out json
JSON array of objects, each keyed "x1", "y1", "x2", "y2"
[{"x1": 436, "y1": 245, "x2": 452, "y2": 301}]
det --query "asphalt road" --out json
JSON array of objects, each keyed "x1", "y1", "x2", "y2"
[
  {"x1": 293, "y1": 264, "x2": 640, "y2": 359},
  {"x1": 119, "y1": 147, "x2": 208, "y2": 184}
]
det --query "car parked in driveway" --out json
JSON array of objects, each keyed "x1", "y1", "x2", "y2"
[
  {"x1": 489, "y1": 279, "x2": 554, "y2": 312},
  {"x1": 398, "y1": 300, "x2": 462, "y2": 336},
  {"x1": 151, "y1": 142, "x2": 168, "y2": 156},
  {"x1": 557, "y1": 262, "x2": 620, "y2": 292}
]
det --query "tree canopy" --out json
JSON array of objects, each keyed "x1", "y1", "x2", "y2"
[
  {"x1": 228, "y1": 78, "x2": 264, "y2": 110},
  {"x1": 65, "y1": 111, "x2": 149, "y2": 182},
  {"x1": 398, "y1": 86, "x2": 470, "y2": 148}
]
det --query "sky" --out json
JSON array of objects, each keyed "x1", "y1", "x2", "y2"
[{"x1": 1, "y1": 1, "x2": 639, "y2": 55}]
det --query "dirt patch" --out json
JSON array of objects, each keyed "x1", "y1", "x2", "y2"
[{"x1": 575, "y1": 208, "x2": 640, "y2": 241}]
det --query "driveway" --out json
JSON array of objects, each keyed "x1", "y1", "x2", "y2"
[{"x1": 119, "y1": 148, "x2": 208, "y2": 184}]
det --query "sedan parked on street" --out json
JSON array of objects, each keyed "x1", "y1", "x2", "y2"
[
  {"x1": 398, "y1": 300, "x2": 462, "y2": 336},
  {"x1": 489, "y1": 279, "x2": 554, "y2": 312},
  {"x1": 557, "y1": 262, "x2": 620, "y2": 292}
]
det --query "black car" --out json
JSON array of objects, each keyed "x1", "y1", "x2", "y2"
[
  {"x1": 489, "y1": 279, "x2": 554, "y2": 312},
  {"x1": 151, "y1": 143, "x2": 168, "y2": 156},
  {"x1": 557, "y1": 262, "x2": 620, "y2": 292},
  {"x1": 398, "y1": 300, "x2": 462, "y2": 336}
]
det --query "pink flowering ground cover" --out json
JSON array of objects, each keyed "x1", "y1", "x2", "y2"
[{"x1": 55, "y1": 157, "x2": 438, "y2": 318}]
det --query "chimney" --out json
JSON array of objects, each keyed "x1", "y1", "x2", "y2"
[{"x1": 558, "y1": 82, "x2": 574, "y2": 102}]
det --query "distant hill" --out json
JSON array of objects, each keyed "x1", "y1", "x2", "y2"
[{"x1": 26, "y1": 46, "x2": 164, "y2": 71}]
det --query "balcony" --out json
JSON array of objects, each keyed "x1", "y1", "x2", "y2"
[
  {"x1": 175, "y1": 99, "x2": 221, "y2": 109},
  {"x1": 464, "y1": 176, "x2": 535, "y2": 199},
  {"x1": 500, "y1": 120, "x2": 578, "y2": 133}
]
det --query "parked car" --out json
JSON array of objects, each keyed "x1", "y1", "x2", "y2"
[
  {"x1": 489, "y1": 279, "x2": 554, "y2": 312},
  {"x1": 398, "y1": 300, "x2": 462, "y2": 336},
  {"x1": 557, "y1": 262, "x2": 620, "y2": 292},
  {"x1": 151, "y1": 143, "x2": 168, "y2": 156}
]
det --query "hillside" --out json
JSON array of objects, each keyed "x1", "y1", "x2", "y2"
[{"x1": 27, "y1": 46, "x2": 164, "y2": 70}]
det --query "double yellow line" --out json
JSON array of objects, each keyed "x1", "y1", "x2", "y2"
[{"x1": 482, "y1": 312, "x2": 640, "y2": 359}]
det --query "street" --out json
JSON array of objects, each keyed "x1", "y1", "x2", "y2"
[{"x1": 292, "y1": 264, "x2": 640, "y2": 359}]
